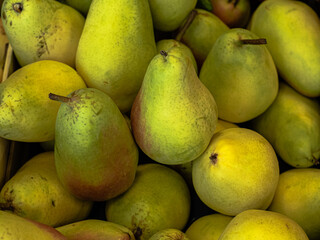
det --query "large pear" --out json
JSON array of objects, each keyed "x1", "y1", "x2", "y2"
[
  {"x1": 76, "y1": 0, "x2": 157, "y2": 113},
  {"x1": 131, "y1": 48, "x2": 218, "y2": 165}
]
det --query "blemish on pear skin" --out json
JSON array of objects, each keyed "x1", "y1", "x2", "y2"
[{"x1": 210, "y1": 153, "x2": 218, "y2": 164}]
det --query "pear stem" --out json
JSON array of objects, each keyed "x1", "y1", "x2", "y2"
[
  {"x1": 49, "y1": 93, "x2": 72, "y2": 103},
  {"x1": 12, "y1": 3, "x2": 23, "y2": 13},
  {"x1": 240, "y1": 38, "x2": 267, "y2": 45},
  {"x1": 175, "y1": 9, "x2": 197, "y2": 42}
]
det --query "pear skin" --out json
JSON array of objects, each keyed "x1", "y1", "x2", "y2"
[
  {"x1": 250, "y1": 81, "x2": 320, "y2": 168},
  {"x1": 0, "y1": 152, "x2": 93, "y2": 227},
  {"x1": 0, "y1": 210, "x2": 67, "y2": 239},
  {"x1": 1, "y1": 0, "x2": 85, "y2": 67},
  {"x1": 149, "y1": 228, "x2": 190, "y2": 240},
  {"x1": 0, "y1": 60, "x2": 87, "y2": 142},
  {"x1": 76, "y1": 0, "x2": 157, "y2": 113},
  {"x1": 56, "y1": 219, "x2": 135, "y2": 240},
  {"x1": 131, "y1": 48, "x2": 218, "y2": 165},
  {"x1": 248, "y1": 0, "x2": 320, "y2": 97},
  {"x1": 51, "y1": 88, "x2": 139, "y2": 201}
]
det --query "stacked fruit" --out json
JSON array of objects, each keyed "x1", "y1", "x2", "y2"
[{"x1": 0, "y1": 0, "x2": 319, "y2": 239}]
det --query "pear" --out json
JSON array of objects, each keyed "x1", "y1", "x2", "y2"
[
  {"x1": 219, "y1": 209, "x2": 309, "y2": 240},
  {"x1": 268, "y1": 168, "x2": 320, "y2": 240},
  {"x1": 76, "y1": 0, "x2": 157, "y2": 113},
  {"x1": 1, "y1": 0, "x2": 85, "y2": 68},
  {"x1": 56, "y1": 219, "x2": 135, "y2": 240},
  {"x1": 185, "y1": 213, "x2": 233, "y2": 240},
  {"x1": 178, "y1": 8, "x2": 229, "y2": 67},
  {"x1": 248, "y1": 0, "x2": 320, "y2": 97},
  {"x1": 199, "y1": 28, "x2": 279, "y2": 123},
  {"x1": 0, "y1": 151, "x2": 93, "y2": 227},
  {"x1": 148, "y1": 0, "x2": 197, "y2": 32},
  {"x1": 192, "y1": 128, "x2": 279, "y2": 216},
  {"x1": 131, "y1": 48, "x2": 218, "y2": 165},
  {"x1": 0, "y1": 60, "x2": 86, "y2": 142},
  {"x1": 250, "y1": 81, "x2": 320, "y2": 168},
  {"x1": 105, "y1": 163, "x2": 191, "y2": 240},
  {"x1": 0, "y1": 18, "x2": 9, "y2": 82},
  {"x1": 149, "y1": 228, "x2": 190, "y2": 240},
  {"x1": 0, "y1": 210, "x2": 67, "y2": 239},
  {"x1": 50, "y1": 88, "x2": 139, "y2": 201},
  {"x1": 62, "y1": 0, "x2": 92, "y2": 15}
]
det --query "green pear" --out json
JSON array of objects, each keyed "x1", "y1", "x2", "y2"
[
  {"x1": 149, "y1": 0, "x2": 197, "y2": 32},
  {"x1": 149, "y1": 228, "x2": 190, "y2": 240},
  {"x1": 56, "y1": 219, "x2": 135, "y2": 240},
  {"x1": 0, "y1": 210, "x2": 67, "y2": 239},
  {"x1": 185, "y1": 213, "x2": 233, "y2": 240},
  {"x1": 1, "y1": 0, "x2": 85, "y2": 68},
  {"x1": 50, "y1": 88, "x2": 139, "y2": 201},
  {"x1": 200, "y1": 28, "x2": 279, "y2": 123},
  {"x1": 76, "y1": 0, "x2": 157, "y2": 113},
  {"x1": 219, "y1": 209, "x2": 309, "y2": 240},
  {"x1": 192, "y1": 128, "x2": 279, "y2": 216},
  {"x1": 179, "y1": 8, "x2": 229, "y2": 67},
  {"x1": 105, "y1": 163, "x2": 191, "y2": 240},
  {"x1": 156, "y1": 39, "x2": 198, "y2": 73},
  {"x1": 248, "y1": 0, "x2": 320, "y2": 97},
  {"x1": 131, "y1": 48, "x2": 218, "y2": 165},
  {"x1": 62, "y1": 0, "x2": 92, "y2": 15},
  {"x1": 250, "y1": 81, "x2": 320, "y2": 168},
  {"x1": 268, "y1": 168, "x2": 320, "y2": 240},
  {"x1": 0, "y1": 60, "x2": 86, "y2": 142},
  {"x1": 0, "y1": 152, "x2": 93, "y2": 227}
]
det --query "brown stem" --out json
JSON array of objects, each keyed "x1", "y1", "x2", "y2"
[
  {"x1": 241, "y1": 38, "x2": 267, "y2": 45},
  {"x1": 49, "y1": 93, "x2": 72, "y2": 103},
  {"x1": 175, "y1": 10, "x2": 197, "y2": 42}
]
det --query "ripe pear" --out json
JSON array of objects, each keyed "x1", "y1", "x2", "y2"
[
  {"x1": 192, "y1": 128, "x2": 279, "y2": 216},
  {"x1": 250, "y1": 81, "x2": 320, "y2": 168},
  {"x1": 199, "y1": 28, "x2": 278, "y2": 123},
  {"x1": 149, "y1": 0, "x2": 197, "y2": 32},
  {"x1": 248, "y1": 0, "x2": 320, "y2": 97},
  {"x1": 0, "y1": 210, "x2": 67, "y2": 239},
  {"x1": 105, "y1": 163, "x2": 191, "y2": 240},
  {"x1": 1, "y1": 0, "x2": 85, "y2": 68},
  {"x1": 179, "y1": 8, "x2": 229, "y2": 67},
  {"x1": 0, "y1": 60, "x2": 86, "y2": 142},
  {"x1": 51, "y1": 88, "x2": 139, "y2": 201},
  {"x1": 149, "y1": 228, "x2": 190, "y2": 240},
  {"x1": 185, "y1": 213, "x2": 233, "y2": 240},
  {"x1": 219, "y1": 209, "x2": 309, "y2": 240},
  {"x1": 76, "y1": 0, "x2": 157, "y2": 113},
  {"x1": 268, "y1": 168, "x2": 320, "y2": 240},
  {"x1": 131, "y1": 48, "x2": 218, "y2": 165},
  {"x1": 56, "y1": 219, "x2": 135, "y2": 240},
  {"x1": 0, "y1": 18, "x2": 9, "y2": 82},
  {"x1": 0, "y1": 152, "x2": 93, "y2": 227}
]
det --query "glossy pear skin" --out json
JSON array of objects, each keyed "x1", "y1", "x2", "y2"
[
  {"x1": 76, "y1": 0, "x2": 157, "y2": 113},
  {"x1": 54, "y1": 88, "x2": 139, "y2": 201},
  {"x1": 1, "y1": 0, "x2": 85, "y2": 67},
  {"x1": 131, "y1": 49, "x2": 218, "y2": 165},
  {"x1": 0, "y1": 60, "x2": 87, "y2": 142},
  {"x1": 0, "y1": 152, "x2": 93, "y2": 227},
  {"x1": 248, "y1": 0, "x2": 320, "y2": 97}
]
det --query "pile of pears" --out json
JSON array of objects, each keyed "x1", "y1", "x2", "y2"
[{"x1": 0, "y1": 0, "x2": 319, "y2": 239}]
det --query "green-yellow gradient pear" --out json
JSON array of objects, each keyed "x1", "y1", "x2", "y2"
[
  {"x1": 0, "y1": 60, "x2": 87, "y2": 142},
  {"x1": 1, "y1": 0, "x2": 85, "y2": 68},
  {"x1": 52, "y1": 88, "x2": 139, "y2": 202},
  {"x1": 76, "y1": 0, "x2": 157, "y2": 113},
  {"x1": 131, "y1": 48, "x2": 218, "y2": 165},
  {"x1": 0, "y1": 152, "x2": 93, "y2": 227},
  {"x1": 248, "y1": 0, "x2": 320, "y2": 97}
]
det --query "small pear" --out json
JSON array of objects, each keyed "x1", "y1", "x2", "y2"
[
  {"x1": 56, "y1": 219, "x2": 135, "y2": 240},
  {"x1": 1, "y1": 0, "x2": 85, "y2": 67},
  {"x1": 0, "y1": 60, "x2": 87, "y2": 142},
  {"x1": 131, "y1": 48, "x2": 218, "y2": 165},
  {"x1": 0, "y1": 152, "x2": 93, "y2": 227},
  {"x1": 51, "y1": 88, "x2": 139, "y2": 201},
  {"x1": 199, "y1": 28, "x2": 278, "y2": 123},
  {"x1": 149, "y1": 228, "x2": 190, "y2": 240}
]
